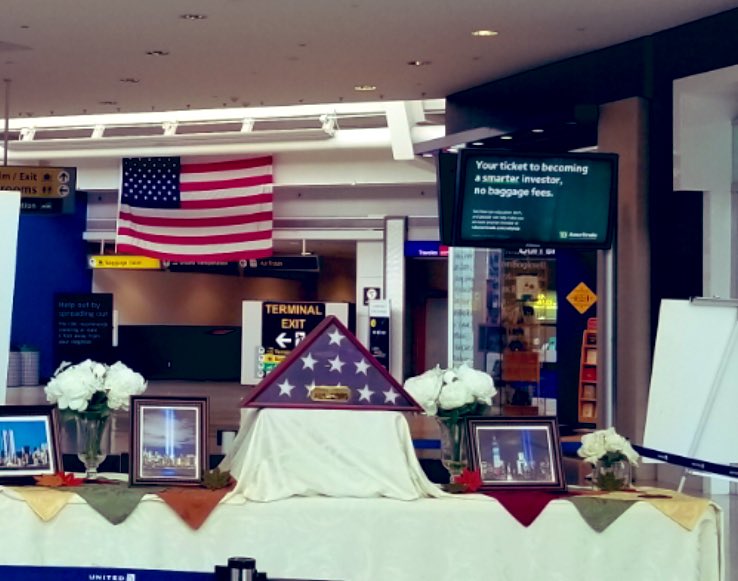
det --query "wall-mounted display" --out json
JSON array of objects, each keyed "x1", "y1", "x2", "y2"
[{"x1": 439, "y1": 150, "x2": 618, "y2": 249}]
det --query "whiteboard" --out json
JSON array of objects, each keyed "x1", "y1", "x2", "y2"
[
  {"x1": 643, "y1": 299, "x2": 738, "y2": 465},
  {"x1": 0, "y1": 191, "x2": 21, "y2": 405}
]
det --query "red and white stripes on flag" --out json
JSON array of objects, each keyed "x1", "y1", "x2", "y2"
[{"x1": 115, "y1": 156, "x2": 273, "y2": 262}]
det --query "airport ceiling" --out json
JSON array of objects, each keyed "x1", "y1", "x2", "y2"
[{"x1": 1, "y1": 1, "x2": 737, "y2": 119}]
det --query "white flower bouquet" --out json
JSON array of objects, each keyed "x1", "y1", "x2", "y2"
[
  {"x1": 45, "y1": 359, "x2": 147, "y2": 419},
  {"x1": 404, "y1": 363, "x2": 496, "y2": 479},
  {"x1": 577, "y1": 427, "x2": 639, "y2": 467},
  {"x1": 404, "y1": 363, "x2": 497, "y2": 421}
]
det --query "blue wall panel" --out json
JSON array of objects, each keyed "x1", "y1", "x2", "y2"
[{"x1": 10, "y1": 193, "x2": 92, "y2": 381}]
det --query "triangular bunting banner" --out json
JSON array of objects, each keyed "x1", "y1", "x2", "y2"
[
  {"x1": 485, "y1": 490, "x2": 579, "y2": 527},
  {"x1": 569, "y1": 496, "x2": 637, "y2": 532},
  {"x1": 242, "y1": 316, "x2": 422, "y2": 411}
]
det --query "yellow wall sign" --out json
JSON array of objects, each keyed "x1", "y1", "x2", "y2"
[
  {"x1": 0, "y1": 166, "x2": 74, "y2": 198},
  {"x1": 566, "y1": 282, "x2": 597, "y2": 314},
  {"x1": 88, "y1": 255, "x2": 161, "y2": 270}
]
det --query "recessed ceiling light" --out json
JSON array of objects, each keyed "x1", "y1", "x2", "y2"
[
  {"x1": 472, "y1": 141, "x2": 485, "y2": 146},
  {"x1": 471, "y1": 29, "x2": 499, "y2": 37},
  {"x1": 120, "y1": 78, "x2": 140, "y2": 84},
  {"x1": 180, "y1": 14, "x2": 207, "y2": 20},
  {"x1": 408, "y1": 60, "x2": 431, "y2": 66},
  {"x1": 146, "y1": 50, "x2": 170, "y2": 56},
  {"x1": 532, "y1": 128, "x2": 544, "y2": 133},
  {"x1": 500, "y1": 135, "x2": 513, "y2": 140},
  {"x1": 354, "y1": 84, "x2": 377, "y2": 92}
]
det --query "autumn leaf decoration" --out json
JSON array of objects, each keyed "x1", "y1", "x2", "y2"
[
  {"x1": 35, "y1": 472, "x2": 85, "y2": 487},
  {"x1": 203, "y1": 468, "x2": 233, "y2": 490}
]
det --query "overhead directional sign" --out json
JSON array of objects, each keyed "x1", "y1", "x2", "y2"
[{"x1": 0, "y1": 166, "x2": 76, "y2": 199}]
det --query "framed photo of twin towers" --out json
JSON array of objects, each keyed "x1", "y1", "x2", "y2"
[{"x1": 129, "y1": 396, "x2": 208, "y2": 486}]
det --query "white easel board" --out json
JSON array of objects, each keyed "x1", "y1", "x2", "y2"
[
  {"x1": 0, "y1": 191, "x2": 21, "y2": 405},
  {"x1": 643, "y1": 299, "x2": 738, "y2": 465}
]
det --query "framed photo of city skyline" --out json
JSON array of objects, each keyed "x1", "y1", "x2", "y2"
[
  {"x1": 0, "y1": 405, "x2": 62, "y2": 480},
  {"x1": 466, "y1": 416, "x2": 566, "y2": 492},
  {"x1": 130, "y1": 396, "x2": 208, "y2": 486}
]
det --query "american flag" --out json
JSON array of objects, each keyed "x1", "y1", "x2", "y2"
[
  {"x1": 116, "y1": 156, "x2": 273, "y2": 262},
  {"x1": 243, "y1": 317, "x2": 422, "y2": 412}
]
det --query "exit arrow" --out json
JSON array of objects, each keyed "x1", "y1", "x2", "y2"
[{"x1": 276, "y1": 332, "x2": 292, "y2": 349}]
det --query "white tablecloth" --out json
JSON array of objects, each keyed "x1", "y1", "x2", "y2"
[
  {"x1": 0, "y1": 491, "x2": 723, "y2": 581},
  {"x1": 0, "y1": 410, "x2": 723, "y2": 580}
]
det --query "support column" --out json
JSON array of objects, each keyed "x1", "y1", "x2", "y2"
[
  {"x1": 355, "y1": 241, "x2": 384, "y2": 347},
  {"x1": 597, "y1": 97, "x2": 651, "y2": 443},
  {"x1": 384, "y1": 217, "x2": 406, "y2": 381}
]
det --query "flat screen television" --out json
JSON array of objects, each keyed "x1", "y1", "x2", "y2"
[
  {"x1": 436, "y1": 150, "x2": 458, "y2": 247},
  {"x1": 445, "y1": 149, "x2": 618, "y2": 249}
]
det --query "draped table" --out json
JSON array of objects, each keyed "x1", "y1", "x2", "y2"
[{"x1": 0, "y1": 409, "x2": 724, "y2": 581}]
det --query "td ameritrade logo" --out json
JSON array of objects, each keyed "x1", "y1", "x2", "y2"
[{"x1": 87, "y1": 574, "x2": 135, "y2": 581}]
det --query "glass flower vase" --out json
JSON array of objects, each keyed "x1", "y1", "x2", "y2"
[
  {"x1": 592, "y1": 458, "x2": 632, "y2": 491},
  {"x1": 437, "y1": 418, "x2": 468, "y2": 483},
  {"x1": 74, "y1": 413, "x2": 111, "y2": 480}
]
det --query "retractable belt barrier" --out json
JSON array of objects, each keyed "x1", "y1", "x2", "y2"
[{"x1": 632, "y1": 444, "x2": 738, "y2": 479}]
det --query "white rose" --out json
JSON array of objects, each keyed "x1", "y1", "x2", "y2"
[
  {"x1": 438, "y1": 380, "x2": 474, "y2": 410},
  {"x1": 455, "y1": 363, "x2": 497, "y2": 405},
  {"x1": 104, "y1": 361, "x2": 147, "y2": 410},
  {"x1": 404, "y1": 367, "x2": 443, "y2": 416},
  {"x1": 578, "y1": 430, "x2": 607, "y2": 464},
  {"x1": 45, "y1": 361, "x2": 101, "y2": 411}
]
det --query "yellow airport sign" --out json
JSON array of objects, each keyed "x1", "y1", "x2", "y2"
[
  {"x1": 0, "y1": 166, "x2": 75, "y2": 198},
  {"x1": 88, "y1": 255, "x2": 162, "y2": 270},
  {"x1": 566, "y1": 282, "x2": 597, "y2": 314}
]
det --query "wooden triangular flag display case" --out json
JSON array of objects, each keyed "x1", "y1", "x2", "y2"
[{"x1": 242, "y1": 316, "x2": 422, "y2": 411}]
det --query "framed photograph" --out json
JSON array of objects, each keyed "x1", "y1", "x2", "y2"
[
  {"x1": 0, "y1": 405, "x2": 62, "y2": 480},
  {"x1": 466, "y1": 416, "x2": 566, "y2": 492},
  {"x1": 130, "y1": 396, "x2": 208, "y2": 486}
]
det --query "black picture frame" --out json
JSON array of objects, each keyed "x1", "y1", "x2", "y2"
[
  {"x1": 130, "y1": 396, "x2": 208, "y2": 486},
  {"x1": 466, "y1": 416, "x2": 566, "y2": 492},
  {"x1": 0, "y1": 405, "x2": 62, "y2": 481}
]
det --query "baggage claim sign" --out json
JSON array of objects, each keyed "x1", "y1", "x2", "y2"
[{"x1": 258, "y1": 301, "x2": 326, "y2": 377}]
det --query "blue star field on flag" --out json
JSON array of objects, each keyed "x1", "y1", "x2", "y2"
[
  {"x1": 122, "y1": 157, "x2": 181, "y2": 208},
  {"x1": 242, "y1": 316, "x2": 421, "y2": 411}
]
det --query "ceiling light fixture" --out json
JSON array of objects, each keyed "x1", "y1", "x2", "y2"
[
  {"x1": 146, "y1": 50, "x2": 170, "y2": 56},
  {"x1": 353, "y1": 84, "x2": 377, "y2": 92},
  {"x1": 180, "y1": 14, "x2": 207, "y2": 20},
  {"x1": 407, "y1": 60, "x2": 431, "y2": 66},
  {"x1": 472, "y1": 141, "x2": 485, "y2": 146},
  {"x1": 532, "y1": 128, "x2": 544, "y2": 133},
  {"x1": 471, "y1": 29, "x2": 499, "y2": 37},
  {"x1": 500, "y1": 135, "x2": 513, "y2": 140}
]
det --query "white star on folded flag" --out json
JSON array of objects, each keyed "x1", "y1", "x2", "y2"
[
  {"x1": 358, "y1": 385, "x2": 374, "y2": 402},
  {"x1": 383, "y1": 389, "x2": 399, "y2": 404},
  {"x1": 328, "y1": 356, "x2": 345, "y2": 372},
  {"x1": 278, "y1": 379, "x2": 295, "y2": 397},
  {"x1": 354, "y1": 358, "x2": 370, "y2": 375},
  {"x1": 301, "y1": 353, "x2": 317, "y2": 370}
]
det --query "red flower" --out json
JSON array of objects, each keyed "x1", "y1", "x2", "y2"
[{"x1": 453, "y1": 468, "x2": 482, "y2": 492}]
